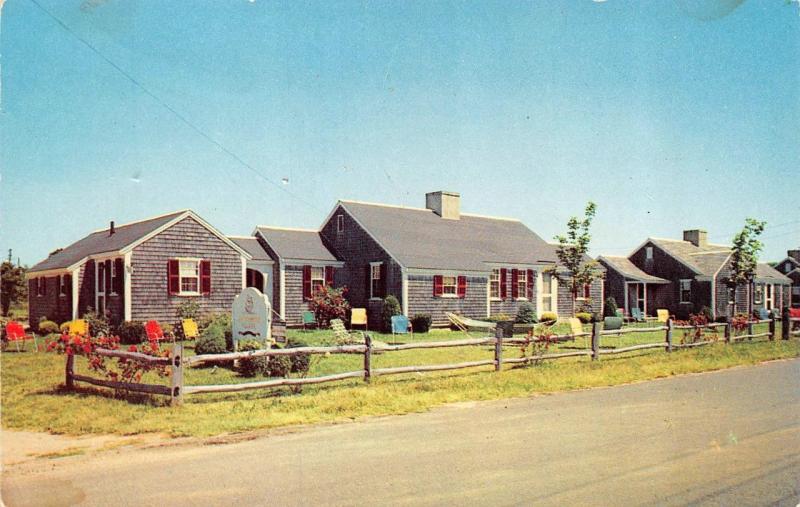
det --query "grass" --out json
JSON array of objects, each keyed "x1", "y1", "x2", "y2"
[{"x1": 2, "y1": 323, "x2": 797, "y2": 438}]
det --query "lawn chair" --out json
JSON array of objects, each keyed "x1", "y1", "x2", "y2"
[
  {"x1": 182, "y1": 318, "x2": 199, "y2": 340},
  {"x1": 302, "y1": 310, "x2": 317, "y2": 331},
  {"x1": 631, "y1": 308, "x2": 646, "y2": 323},
  {"x1": 145, "y1": 320, "x2": 165, "y2": 342},
  {"x1": 757, "y1": 308, "x2": 770, "y2": 320},
  {"x1": 68, "y1": 319, "x2": 88, "y2": 335},
  {"x1": 656, "y1": 309, "x2": 669, "y2": 323},
  {"x1": 568, "y1": 317, "x2": 588, "y2": 348},
  {"x1": 391, "y1": 315, "x2": 413, "y2": 342},
  {"x1": 4, "y1": 321, "x2": 37, "y2": 352},
  {"x1": 350, "y1": 308, "x2": 368, "y2": 330},
  {"x1": 446, "y1": 312, "x2": 496, "y2": 335},
  {"x1": 330, "y1": 318, "x2": 357, "y2": 344}
]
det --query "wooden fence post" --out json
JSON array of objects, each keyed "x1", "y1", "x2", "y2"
[
  {"x1": 591, "y1": 322, "x2": 599, "y2": 361},
  {"x1": 666, "y1": 318, "x2": 673, "y2": 353},
  {"x1": 769, "y1": 316, "x2": 776, "y2": 341},
  {"x1": 65, "y1": 353, "x2": 74, "y2": 390},
  {"x1": 747, "y1": 320, "x2": 754, "y2": 341},
  {"x1": 494, "y1": 326, "x2": 503, "y2": 372},
  {"x1": 782, "y1": 307, "x2": 790, "y2": 340},
  {"x1": 364, "y1": 333, "x2": 372, "y2": 383},
  {"x1": 724, "y1": 321, "x2": 731, "y2": 343},
  {"x1": 170, "y1": 344, "x2": 183, "y2": 406}
]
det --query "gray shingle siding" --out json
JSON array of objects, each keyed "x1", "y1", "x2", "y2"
[
  {"x1": 28, "y1": 275, "x2": 71, "y2": 326},
  {"x1": 77, "y1": 261, "x2": 94, "y2": 318},
  {"x1": 407, "y1": 275, "x2": 487, "y2": 327},
  {"x1": 130, "y1": 216, "x2": 243, "y2": 323}
]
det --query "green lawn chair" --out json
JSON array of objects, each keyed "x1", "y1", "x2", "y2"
[
  {"x1": 302, "y1": 310, "x2": 317, "y2": 331},
  {"x1": 330, "y1": 318, "x2": 356, "y2": 344}
]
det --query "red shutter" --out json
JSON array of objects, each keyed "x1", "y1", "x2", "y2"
[
  {"x1": 105, "y1": 260, "x2": 112, "y2": 296},
  {"x1": 200, "y1": 260, "x2": 211, "y2": 295},
  {"x1": 168, "y1": 260, "x2": 179, "y2": 295},
  {"x1": 511, "y1": 269, "x2": 519, "y2": 299},
  {"x1": 527, "y1": 269, "x2": 534, "y2": 299},
  {"x1": 500, "y1": 268, "x2": 507, "y2": 300},
  {"x1": 380, "y1": 263, "x2": 387, "y2": 297},
  {"x1": 325, "y1": 266, "x2": 334, "y2": 286},
  {"x1": 457, "y1": 276, "x2": 467, "y2": 298},
  {"x1": 302, "y1": 265, "x2": 312, "y2": 300},
  {"x1": 584, "y1": 283, "x2": 591, "y2": 299},
  {"x1": 365, "y1": 265, "x2": 372, "y2": 298},
  {"x1": 113, "y1": 258, "x2": 123, "y2": 294},
  {"x1": 433, "y1": 275, "x2": 443, "y2": 297},
  {"x1": 64, "y1": 274, "x2": 72, "y2": 296}
]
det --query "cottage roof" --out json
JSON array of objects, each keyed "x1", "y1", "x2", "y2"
[
  {"x1": 755, "y1": 263, "x2": 792, "y2": 284},
  {"x1": 228, "y1": 236, "x2": 272, "y2": 262},
  {"x1": 648, "y1": 238, "x2": 731, "y2": 276},
  {"x1": 598, "y1": 256, "x2": 669, "y2": 284},
  {"x1": 254, "y1": 227, "x2": 339, "y2": 263},
  {"x1": 337, "y1": 200, "x2": 567, "y2": 272},
  {"x1": 29, "y1": 210, "x2": 188, "y2": 273}
]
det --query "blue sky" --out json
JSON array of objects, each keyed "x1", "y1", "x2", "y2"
[{"x1": 2, "y1": 0, "x2": 798, "y2": 266}]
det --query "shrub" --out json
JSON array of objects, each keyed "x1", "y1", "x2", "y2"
[
  {"x1": 267, "y1": 352, "x2": 292, "y2": 378},
  {"x1": 38, "y1": 320, "x2": 59, "y2": 334},
  {"x1": 539, "y1": 312, "x2": 557, "y2": 325},
  {"x1": 238, "y1": 340, "x2": 270, "y2": 377},
  {"x1": 604, "y1": 297, "x2": 618, "y2": 318},
  {"x1": 177, "y1": 299, "x2": 201, "y2": 321},
  {"x1": 83, "y1": 310, "x2": 110, "y2": 337},
  {"x1": 675, "y1": 305, "x2": 692, "y2": 321},
  {"x1": 381, "y1": 295, "x2": 401, "y2": 332},
  {"x1": 287, "y1": 339, "x2": 311, "y2": 375},
  {"x1": 198, "y1": 314, "x2": 233, "y2": 351},
  {"x1": 575, "y1": 312, "x2": 593, "y2": 324},
  {"x1": 59, "y1": 322, "x2": 71, "y2": 333},
  {"x1": 515, "y1": 302, "x2": 537, "y2": 324},
  {"x1": 310, "y1": 285, "x2": 350, "y2": 328},
  {"x1": 411, "y1": 314, "x2": 432, "y2": 333},
  {"x1": 116, "y1": 321, "x2": 146, "y2": 345},
  {"x1": 195, "y1": 323, "x2": 228, "y2": 355},
  {"x1": 699, "y1": 306, "x2": 713, "y2": 321}
]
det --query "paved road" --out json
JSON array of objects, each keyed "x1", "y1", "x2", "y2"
[{"x1": 3, "y1": 360, "x2": 799, "y2": 506}]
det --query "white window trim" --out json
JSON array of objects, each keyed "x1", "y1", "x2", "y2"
[
  {"x1": 310, "y1": 266, "x2": 325, "y2": 295},
  {"x1": 516, "y1": 270, "x2": 528, "y2": 301},
  {"x1": 441, "y1": 275, "x2": 458, "y2": 297},
  {"x1": 370, "y1": 262, "x2": 382, "y2": 300},
  {"x1": 109, "y1": 259, "x2": 120, "y2": 296},
  {"x1": 489, "y1": 269, "x2": 501, "y2": 299},
  {"x1": 336, "y1": 214, "x2": 344, "y2": 233},
  {"x1": 36, "y1": 277, "x2": 45, "y2": 297},
  {"x1": 679, "y1": 279, "x2": 692, "y2": 304},
  {"x1": 646, "y1": 247, "x2": 654, "y2": 261},
  {"x1": 59, "y1": 274, "x2": 68, "y2": 298},
  {"x1": 537, "y1": 272, "x2": 557, "y2": 317},
  {"x1": 176, "y1": 257, "x2": 202, "y2": 297}
]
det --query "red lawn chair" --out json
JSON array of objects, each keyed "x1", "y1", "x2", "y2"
[
  {"x1": 4, "y1": 321, "x2": 37, "y2": 352},
  {"x1": 145, "y1": 320, "x2": 165, "y2": 342}
]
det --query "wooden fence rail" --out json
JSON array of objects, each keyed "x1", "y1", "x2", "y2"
[{"x1": 65, "y1": 313, "x2": 795, "y2": 405}]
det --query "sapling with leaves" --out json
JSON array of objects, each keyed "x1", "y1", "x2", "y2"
[
  {"x1": 546, "y1": 202, "x2": 604, "y2": 316},
  {"x1": 729, "y1": 218, "x2": 766, "y2": 316}
]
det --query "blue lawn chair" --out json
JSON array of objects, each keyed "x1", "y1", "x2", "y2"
[
  {"x1": 631, "y1": 308, "x2": 646, "y2": 323},
  {"x1": 391, "y1": 315, "x2": 413, "y2": 339},
  {"x1": 758, "y1": 308, "x2": 770, "y2": 320}
]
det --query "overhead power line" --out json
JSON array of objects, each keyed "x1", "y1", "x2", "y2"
[{"x1": 27, "y1": 0, "x2": 325, "y2": 215}]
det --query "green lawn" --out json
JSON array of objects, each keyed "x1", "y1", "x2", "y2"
[{"x1": 1, "y1": 323, "x2": 796, "y2": 437}]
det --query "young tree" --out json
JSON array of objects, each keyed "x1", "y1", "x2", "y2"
[
  {"x1": 1, "y1": 261, "x2": 28, "y2": 317},
  {"x1": 547, "y1": 202, "x2": 604, "y2": 316},
  {"x1": 729, "y1": 218, "x2": 766, "y2": 316}
]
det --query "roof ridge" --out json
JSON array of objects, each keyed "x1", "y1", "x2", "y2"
[
  {"x1": 460, "y1": 212, "x2": 520, "y2": 222},
  {"x1": 90, "y1": 209, "x2": 189, "y2": 233},
  {"x1": 256, "y1": 225, "x2": 320, "y2": 233},
  {"x1": 227, "y1": 235, "x2": 257, "y2": 239},
  {"x1": 339, "y1": 199, "x2": 431, "y2": 212},
  {"x1": 687, "y1": 250, "x2": 731, "y2": 256}
]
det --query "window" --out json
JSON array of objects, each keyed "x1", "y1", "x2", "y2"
[
  {"x1": 441, "y1": 276, "x2": 457, "y2": 296},
  {"x1": 179, "y1": 260, "x2": 200, "y2": 294},
  {"x1": 517, "y1": 270, "x2": 527, "y2": 300},
  {"x1": 754, "y1": 284, "x2": 764, "y2": 304},
  {"x1": 110, "y1": 260, "x2": 121, "y2": 295},
  {"x1": 679, "y1": 279, "x2": 692, "y2": 303},
  {"x1": 646, "y1": 247, "x2": 653, "y2": 261},
  {"x1": 311, "y1": 267, "x2": 325, "y2": 294},
  {"x1": 336, "y1": 214, "x2": 344, "y2": 233},
  {"x1": 541, "y1": 273, "x2": 555, "y2": 312},
  {"x1": 793, "y1": 286, "x2": 800, "y2": 296},
  {"x1": 36, "y1": 277, "x2": 45, "y2": 297},
  {"x1": 97, "y1": 262, "x2": 106, "y2": 294},
  {"x1": 490, "y1": 269, "x2": 501, "y2": 299},
  {"x1": 764, "y1": 284, "x2": 773, "y2": 310},
  {"x1": 246, "y1": 269, "x2": 264, "y2": 290},
  {"x1": 370, "y1": 263, "x2": 382, "y2": 299},
  {"x1": 59, "y1": 275, "x2": 69, "y2": 297},
  {"x1": 584, "y1": 283, "x2": 591, "y2": 299}
]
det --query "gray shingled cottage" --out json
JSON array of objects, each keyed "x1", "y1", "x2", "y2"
[
  {"x1": 244, "y1": 191, "x2": 604, "y2": 328},
  {"x1": 27, "y1": 210, "x2": 251, "y2": 328},
  {"x1": 599, "y1": 230, "x2": 791, "y2": 320},
  {"x1": 774, "y1": 248, "x2": 800, "y2": 308}
]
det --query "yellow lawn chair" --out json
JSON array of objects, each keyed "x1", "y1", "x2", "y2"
[
  {"x1": 350, "y1": 308, "x2": 368, "y2": 330},
  {"x1": 568, "y1": 317, "x2": 589, "y2": 348},
  {"x1": 182, "y1": 318, "x2": 199, "y2": 340},
  {"x1": 656, "y1": 309, "x2": 669, "y2": 323},
  {"x1": 68, "y1": 319, "x2": 88, "y2": 335}
]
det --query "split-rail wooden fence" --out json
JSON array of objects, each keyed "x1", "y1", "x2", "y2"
[{"x1": 65, "y1": 309, "x2": 800, "y2": 406}]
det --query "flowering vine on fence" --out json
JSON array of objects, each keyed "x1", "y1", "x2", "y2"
[{"x1": 48, "y1": 332, "x2": 170, "y2": 384}]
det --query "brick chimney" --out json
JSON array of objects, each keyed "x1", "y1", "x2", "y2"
[
  {"x1": 683, "y1": 229, "x2": 707, "y2": 248},
  {"x1": 788, "y1": 249, "x2": 800, "y2": 263},
  {"x1": 109, "y1": 221, "x2": 115, "y2": 236},
  {"x1": 426, "y1": 191, "x2": 460, "y2": 220}
]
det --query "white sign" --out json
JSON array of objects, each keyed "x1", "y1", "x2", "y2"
[{"x1": 232, "y1": 287, "x2": 272, "y2": 348}]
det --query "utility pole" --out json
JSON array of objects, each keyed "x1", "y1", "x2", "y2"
[{"x1": 7, "y1": 249, "x2": 11, "y2": 263}]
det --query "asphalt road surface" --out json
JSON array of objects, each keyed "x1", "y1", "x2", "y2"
[{"x1": 3, "y1": 360, "x2": 799, "y2": 506}]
